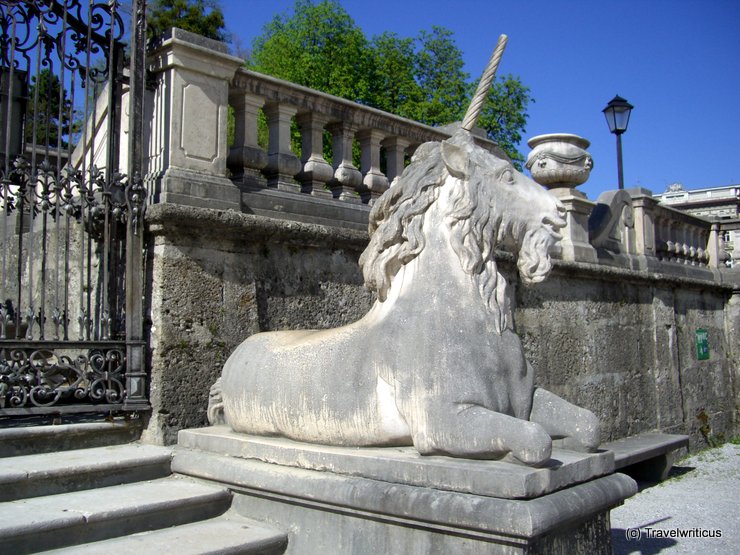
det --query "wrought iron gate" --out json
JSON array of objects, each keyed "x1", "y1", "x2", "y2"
[{"x1": 0, "y1": 0, "x2": 147, "y2": 416}]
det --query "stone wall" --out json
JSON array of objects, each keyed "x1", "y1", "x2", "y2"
[
  {"x1": 142, "y1": 204, "x2": 739, "y2": 448},
  {"x1": 513, "y1": 261, "x2": 737, "y2": 449},
  {"x1": 142, "y1": 205, "x2": 373, "y2": 444}
]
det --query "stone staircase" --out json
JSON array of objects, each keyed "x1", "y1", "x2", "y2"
[{"x1": 0, "y1": 420, "x2": 288, "y2": 554}]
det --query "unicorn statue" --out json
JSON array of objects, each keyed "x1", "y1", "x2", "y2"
[{"x1": 208, "y1": 36, "x2": 600, "y2": 466}]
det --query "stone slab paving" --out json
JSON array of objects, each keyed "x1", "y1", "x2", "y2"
[{"x1": 611, "y1": 442, "x2": 739, "y2": 554}]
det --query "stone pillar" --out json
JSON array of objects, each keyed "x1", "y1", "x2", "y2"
[
  {"x1": 382, "y1": 136, "x2": 410, "y2": 185},
  {"x1": 357, "y1": 129, "x2": 388, "y2": 203},
  {"x1": 296, "y1": 113, "x2": 333, "y2": 198},
  {"x1": 228, "y1": 92, "x2": 267, "y2": 189},
  {"x1": 263, "y1": 102, "x2": 302, "y2": 191},
  {"x1": 630, "y1": 194, "x2": 657, "y2": 258},
  {"x1": 708, "y1": 222, "x2": 722, "y2": 268},
  {"x1": 327, "y1": 122, "x2": 362, "y2": 203},
  {"x1": 549, "y1": 189, "x2": 598, "y2": 263},
  {"x1": 146, "y1": 28, "x2": 243, "y2": 210}
]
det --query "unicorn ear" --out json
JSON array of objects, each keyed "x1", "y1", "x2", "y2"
[{"x1": 441, "y1": 140, "x2": 470, "y2": 179}]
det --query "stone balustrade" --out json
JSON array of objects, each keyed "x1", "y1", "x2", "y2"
[
  {"x1": 552, "y1": 186, "x2": 719, "y2": 270},
  {"x1": 589, "y1": 188, "x2": 719, "y2": 270},
  {"x1": 524, "y1": 133, "x2": 722, "y2": 273},
  {"x1": 142, "y1": 28, "x2": 726, "y2": 276},
  {"x1": 227, "y1": 68, "x2": 505, "y2": 202},
  {"x1": 653, "y1": 203, "x2": 713, "y2": 266}
]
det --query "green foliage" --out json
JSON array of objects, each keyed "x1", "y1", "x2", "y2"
[
  {"x1": 477, "y1": 74, "x2": 533, "y2": 168},
  {"x1": 697, "y1": 409, "x2": 726, "y2": 448},
  {"x1": 249, "y1": 0, "x2": 533, "y2": 163},
  {"x1": 413, "y1": 26, "x2": 469, "y2": 126},
  {"x1": 366, "y1": 32, "x2": 422, "y2": 119},
  {"x1": 25, "y1": 69, "x2": 75, "y2": 148},
  {"x1": 148, "y1": 0, "x2": 229, "y2": 42},
  {"x1": 250, "y1": 0, "x2": 370, "y2": 101}
]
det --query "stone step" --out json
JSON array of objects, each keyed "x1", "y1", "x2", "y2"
[
  {"x1": 0, "y1": 419, "x2": 143, "y2": 457},
  {"x1": 37, "y1": 511, "x2": 288, "y2": 555},
  {"x1": 0, "y1": 443, "x2": 173, "y2": 502},
  {"x1": 0, "y1": 475, "x2": 233, "y2": 554}
]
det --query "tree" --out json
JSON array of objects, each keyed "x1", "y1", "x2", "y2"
[
  {"x1": 250, "y1": 0, "x2": 533, "y2": 163},
  {"x1": 148, "y1": 0, "x2": 229, "y2": 43},
  {"x1": 250, "y1": 0, "x2": 370, "y2": 101},
  {"x1": 476, "y1": 75, "x2": 533, "y2": 168},
  {"x1": 24, "y1": 69, "x2": 74, "y2": 149},
  {"x1": 366, "y1": 32, "x2": 422, "y2": 119},
  {"x1": 413, "y1": 26, "x2": 469, "y2": 126}
]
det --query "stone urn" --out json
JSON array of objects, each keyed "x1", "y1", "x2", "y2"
[{"x1": 525, "y1": 133, "x2": 593, "y2": 190}]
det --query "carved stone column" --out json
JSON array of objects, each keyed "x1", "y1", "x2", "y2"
[
  {"x1": 628, "y1": 190, "x2": 659, "y2": 270},
  {"x1": 550, "y1": 190, "x2": 598, "y2": 263},
  {"x1": 146, "y1": 28, "x2": 243, "y2": 210},
  {"x1": 358, "y1": 129, "x2": 388, "y2": 203},
  {"x1": 296, "y1": 113, "x2": 333, "y2": 198},
  {"x1": 708, "y1": 222, "x2": 722, "y2": 268},
  {"x1": 382, "y1": 136, "x2": 410, "y2": 185},
  {"x1": 228, "y1": 92, "x2": 268, "y2": 189},
  {"x1": 327, "y1": 122, "x2": 362, "y2": 203},
  {"x1": 263, "y1": 102, "x2": 302, "y2": 191}
]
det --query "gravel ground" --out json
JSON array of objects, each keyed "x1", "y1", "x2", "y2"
[{"x1": 611, "y1": 442, "x2": 740, "y2": 554}]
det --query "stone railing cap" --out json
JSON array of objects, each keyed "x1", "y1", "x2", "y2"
[
  {"x1": 626, "y1": 187, "x2": 655, "y2": 198},
  {"x1": 158, "y1": 27, "x2": 231, "y2": 55}
]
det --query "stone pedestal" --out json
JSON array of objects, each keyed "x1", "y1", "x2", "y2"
[
  {"x1": 549, "y1": 188, "x2": 598, "y2": 263},
  {"x1": 146, "y1": 28, "x2": 244, "y2": 210},
  {"x1": 173, "y1": 427, "x2": 636, "y2": 554}
]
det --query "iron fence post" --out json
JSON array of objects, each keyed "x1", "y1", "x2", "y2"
[{"x1": 123, "y1": 0, "x2": 148, "y2": 411}]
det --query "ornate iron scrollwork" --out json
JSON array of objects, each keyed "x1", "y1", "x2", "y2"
[
  {"x1": 0, "y1": 345, "x2": 126, "y2": 408},
  {"x1": 1, "y1": 0, "x2": 124, "y2": 83},
  {"x1": 0, "y1": 0, "x2": 148, "y2": 415}
]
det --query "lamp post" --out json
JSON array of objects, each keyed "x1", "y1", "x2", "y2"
[{"x1": 602, "y1": 95, "x2": 633, "y2": 190}]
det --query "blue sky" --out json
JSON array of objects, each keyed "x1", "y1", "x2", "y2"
[{"x1": 219, "y1": 0, "x2": 740, "y2": 200}]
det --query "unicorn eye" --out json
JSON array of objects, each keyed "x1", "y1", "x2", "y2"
[{"x1": 501, "y1": 168, "x2": 515, "y2": 184}]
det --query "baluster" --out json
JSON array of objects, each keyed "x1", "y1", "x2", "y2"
[
  {"x1": 228, "y1": 93, "x2": 268, "y2": 189},
  {"x1": 357, "y1": 129, "x2": 388, "y2": 204},
  {"x1": 381, "y1": 136, "x2": 410, "y2": 185},
  {"x1": 296, "y1": 113, "x2": 333, "y2": 198},
  {"x1": 679, "y1": 224, "x2": 689, "y2": 264},
  {"x1": 263, "y1": 102, "x2": 301, "y2": 191},
  {"x1": 687, "y1": 226, "x2": 697, "y2": 265},
  {"x1": 327, "y1": 122, "x2": 362, "y2": 202},
  {"x1": 708, "y1": 222, "x2": 721, "y2": 268}
]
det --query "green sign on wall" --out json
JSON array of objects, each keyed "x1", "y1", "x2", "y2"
[{"x1": 695, "y1": 329, "x2": 710, "y2": 360}]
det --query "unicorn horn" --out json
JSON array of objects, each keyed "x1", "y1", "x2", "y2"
[{"x1": 461, "y1": 34, "x2": 508, "y2": 131}]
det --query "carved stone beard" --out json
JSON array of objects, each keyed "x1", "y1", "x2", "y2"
[{"x1": 517, "y1": 225, "x2": 555, "y2": 284}]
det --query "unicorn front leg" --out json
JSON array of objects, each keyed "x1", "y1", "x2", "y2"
[
  {"x1": 528, "y1": 387, "x2": 601, "y2": 451},
  {"x1": 408, "y1": 401, "x2": 553, "y2": 466}
]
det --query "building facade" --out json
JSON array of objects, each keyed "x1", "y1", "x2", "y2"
[{"x1": 655, "y1": 183, "x2": 740, "y2": 267}]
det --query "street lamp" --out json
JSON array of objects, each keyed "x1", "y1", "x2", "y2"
[{"x1": 602, "y1": 95, "x2": 633, "y2": 190}]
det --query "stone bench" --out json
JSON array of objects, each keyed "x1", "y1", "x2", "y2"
[{"x1": 602, "y1": 432, "x2": 689, "y2": 482}]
